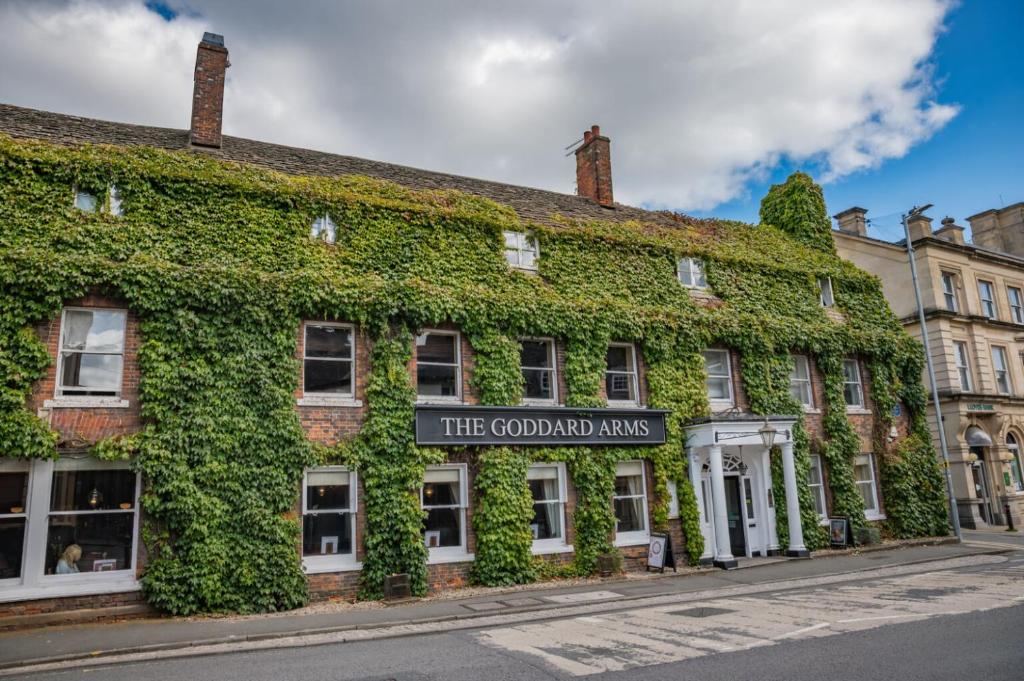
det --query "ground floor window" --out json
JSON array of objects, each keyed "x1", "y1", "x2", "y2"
[
  {"x1": 666, "y1": 479, "x2": 680, "y2": 519},
  {"x1": 808, "y1": 454, "x2": 827, "y2": 520},
  {"x1": 528, "y1": 464, "x2": 567, "y2": 552},
  {"x1": 613, "y1": 460, "x2": 649, "y2": 545},
  {"x1": 1007, "y1": 433, "x2": 1023, "y2": 492},
  {"x1": 1, "y1": 457, "x2": 140, "y2": 598},
  {"x1": 302, "y1": 467, "x2": 357, "y2": 571},
  {"x1": 854, "y1": 454, "x2": 883, "y2": 520},
  {"x1": 422, "y1": 465, "x2": 468, "y2": 560}
]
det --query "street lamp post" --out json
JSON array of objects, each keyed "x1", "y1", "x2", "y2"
[{"x1": 902, "y1": 204, "x2": 963, "y2": 542}]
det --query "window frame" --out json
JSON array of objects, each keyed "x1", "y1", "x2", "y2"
[
  {"x1": 666, "y1": 479, "x2": 680, "y2": 519},
  {"x1": 420, "y1": 463, "x2": 470, "y2": 562},
  {"x1": 676, "y1": 257, "x2": 707, "y2": 290},
  {"x1": 940, "y1": 272, "x2": 958, "y2": 312},
  {"x1": 790, "y1": 354, "x2": 814, "y2": 409},
  {"x1": 1007, "y1": 433, "x2": 1024, "y2": 493},
  {"x1": 503, "y1": 230, "x2": 539, "y2": 271},
  {"x1": 415, "y1": 330, "x2": 463, "y2": 403},
  {"x1": 953, "y1": 341, "x2": 972, "y2": 392},
  {"x1": 808, "y1": 454, "x2": 828, "y2": 522},
  {"x1": 613, "y1": 460, "x2": 649, "y2": 547},
  {"x1": 519, "y1": 337, "x2": 558, "y2": 406},
  {"x1": 605, "y1": 342, "x2": 641, "y2": 407},
  {"x1": 0, "y1": 457, "x2": 142, "y2": 601},
  {"x1": 301, "y1": 466, "x2": 358, "y2": 572},
  {"x1": 842, "y1": 358, "x2": 865, "y2": 410},
  {"x1": 1008, "y1": 287, "x2": 1024, "y2": 324},
  {"x1": 527, "y1": 463, "x2": 570, "y2": 554},
  {"x1": 978, "y1": 280, "x2": 997, "y2": 318},
  {"x1": 991, "y1": 345, "x2": 1012, "y2": 395},
  {"x1": 310, "y1": 213, "x2": 337, "y2": 245},
  {"x1": 854, "y1": 454, "x2": 884, "y2": 521},
  {"x1": 302, "y1": 321, "x2": 356, "y2": 399},
  {"x1": 818, "y1": 277, "x2": 835, "y2": 308},
  {"x1": 703, "y1": 349, "x2": 734, "y2": 407},
  {"x1": 54, "y1": 307, "x2": 128, "y2": 398}
]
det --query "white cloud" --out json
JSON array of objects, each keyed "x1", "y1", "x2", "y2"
[{"x1": 0, "y1": 0, "x2": 958, "y2": 211}]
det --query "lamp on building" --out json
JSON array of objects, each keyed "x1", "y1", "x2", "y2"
[
  {"x1": 758, "y1": 420, "x2": 778, "y2": 449},
  {"x1": 88, "y1": 487, "x2": 103, "y2": 509}
]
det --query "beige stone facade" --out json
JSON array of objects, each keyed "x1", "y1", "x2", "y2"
[{"x1": 834, "y1": 207, "x2": 1024, "y2": 530}]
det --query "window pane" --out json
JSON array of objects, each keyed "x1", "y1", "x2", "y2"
[
  {"x1": 842, "y1": 359, "x2": 859, "y2": 383},
  {"x1": 520, "y1": 248, "x2": 536, "y2": 269},
  {"x1": 304, "y1": 359, "x2": 353, "y2": 394},
  {"x1": 60, "y1": 352, "x2": 122, "y2": 394},
  {"x1": 109, "y1": 186, "x2": 123, "y2": 216},
  {"x1": 62, "y1": 310, "x2": 125, "y2": 353},
  {"x1": 523, "y1": 368, "x2": 553, "y2": 400},
  {"x1": 531, "y1": 502, "x2": 562, "y2": 540},
  {"x1": 46, "y1": 513, "x2": 134, "y2": 574},
  {"x1": 529, "y1": 476, "x2": 560, "y2": 503},
  {"x1": 417, "y1": 364, "x2": 458, "y2": 397},
  {"x1": 0, "y1": 471, "x2": 28, "y2": 510},
  {"x1": 418, "y1": 334, "x2": 457, "y2": 364},
  {"x1": 50, "y1": 469, "x2": 136, "y2": 512},
  {"x1": 302, "y1": 512, "x2": 352, "y2": 556},
  {"x1": 305, "y1": 475, "x2": 350, "y2": 511},
  {"x1": 504, "y1": 249, "x2": 520, "y2": 266},
  {"x1": 74, "y1": 191, "x2": 98, "y2": 212},
  {"x1": 678, "y1": 260, "x2": 693, "y2": 286},
  {"x1": 856, "y1": 482, "x2": 877, "y2": 511},
  {"x1": 0, "y1": 517, "x2": 25, "y2": 579},
  {"x1": 305, "y1": 326, "x2": 351, "y2": 359},
  {"x1": 707, "y1": 376, "x2": 731, "y2": 401},
  {"x1": 843, "y1": 383, "x2": 862, "y2": 406},
  {"x1": 605, "y1": 346, "x2": 631, "y2": 373},
  {"x1": 424, "y1": 508, "x2": 461, "y2": 547},
  {"x1": 521, "y1": 340, "x2": 552, "y2": 368},
  {"x1": 423, "y1": 480, "x2": 460, "y2": 507},
  {"x1": 704, "y1": 350, "x2": 728, "y2": 377},
  {"x1": 503, "y1": 231, "x2": 520, "y2": 249},
  {"x1": 792, "y1": 356, "x2": 810, "y2": 380},
  {"x1": 692, "y1": 261, "x2": 707, "y2": 288},
  {"x1": 614, "y1": 497, "x2": 646, "y2": 533},
  {"x1": 614, "y1": 473, "x2": 643, "y2": 496},
  {"x1": 606, "y1": 373, "x2": 636, "y2": 402}
]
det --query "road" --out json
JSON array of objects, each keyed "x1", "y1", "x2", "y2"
[{"x1": 16, "y1": 547, "x2": 1024, "y2": 680}]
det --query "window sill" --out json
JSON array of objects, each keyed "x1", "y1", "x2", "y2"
[
  {"x1": 802, "y1": 407, "x2": 821, "y2": 415},
  {"x1": 0, "y1": 576, "x2": 140, "y2": 603},
  {"x1": 427, "y1": 551, "x2": 474, "y2": 565},
  {"x1": 521, "y1": 399, "x2": 559, "y2": 407},
  {"x1": 864, "y1": 513, "x2": 887, "y2": 522},
  {"x1": 509, "y1": 266, "x2": 539, "y2": 274},
  {"x1": 531, "y1": 543, "x2": 574, "y2": 556},
  {"x1": 297, "y1": 396, "x2": 363, "y2": 408},
  {"x1": 607, "y1": 401, "x2": 644, "y2": 409},
  {"x1": 302, "y1": 558, "x2": 362, "y2": 574},
  {"x1": 416, "y1": 397, "x2": 464, "y2": 405},
  {"x1": 845, "y1": 407, "x2": 872, "y2": 416},
  {"x1": 709, "y1": 401, "x2": 735, "y2": 412},
  {"x1": 614, "y1": 533, "x2": 650, "y2": 548},
  {"x1": 43, "y1": 397, "x2": 129, "y2": 409}
]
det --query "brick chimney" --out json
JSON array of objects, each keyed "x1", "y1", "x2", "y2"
[
  {"x1": 190, "y1": 33, "x2": 229, "y2": 148},
  {"x1": 834, "y1": 206, "x2": 868, "y2": 236},
  {"x1": 934, "y1": 217, "x2": 966, "y2": 245},
  {"x1": 575, "y1": 125, "x2": 613, "y2": 207}
]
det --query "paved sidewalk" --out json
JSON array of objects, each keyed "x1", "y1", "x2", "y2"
[{"x1": 0, "y1": 540, "x2": 1001, "y2": 670}]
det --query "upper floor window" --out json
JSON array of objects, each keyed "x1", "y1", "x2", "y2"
[
  {"x1": 302, "y1": 467, "x2": 357, "y2": 571},
  {"x1": 74, "y1": 185, "x2": 123, "y2": 216},
  {"x1": 978, "y1": 280, "x2": 996, "y2": 318},
  {"x1": 703, "y1": 349, "x2": 733, "y2": 405},
  {"x1": 954, "y1": 341, "x2": 972, "y2": 392},
  {"x1": 303, "y1": 323, "x2": 354, "y2": 396},
  {"x1": 311, "y1": 214, "x2": 337, "y2": 244},
  {"x1": 416, "y1": 331, "x2": 461, "y2": 401},
  {"x1": 818, "y1": 277, "x2": 834, "y2": 308},
  {"x1": 56, "y1": 308, "x2": 126, "y2": 397},
  {"x1": 790, "y1": 355, "x2": 814, "y2": 408},
  {"x1": 520, "y1": 338, "x2": 557, "y2": 404},
  {"x1": 422, "y1": 465, "x2": 469, "y2": 559},
  {"x1": 854, "y1": 454, "x2": 883, "y2": 520},
  {"x1": 1008, "y1": 287, "x2": 1024, "y2": 324},
  {"x1": 808, "y1": 454, "x2": 827, "y2": 520},
  {"x1": 842, "y1": 358, "x2": 864, "y2": 409},
  {"x1": 992, "y1": 345, "x2": 1012, "y2": 395},
  {"x1": 503, "y1": 231, "x2": 538, "y2": 271},
  {"x1": 677, "y1": 257, "x2": 707, "y2": 289},
  {"x1": 940, "y1": 272, "x2": 958, "y2": 312},
  {"x1": 528, "y1": 464, "x2": 567, "y2": 552},
  {"x1": 605, "y1": 343, "x2": 639, "y2": 405},
  {"x1": 613, "y1": 460, "x2": 649, "y2": 546}
]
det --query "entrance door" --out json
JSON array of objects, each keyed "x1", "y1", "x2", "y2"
[
  {"x1": 723, "y1": 477, "x2": 747, "y2": 557},
  {"x1": 971, "y1": 446, "x2": 993, "y2": 524}
]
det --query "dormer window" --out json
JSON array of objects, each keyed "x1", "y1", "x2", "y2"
[
  {"x1": 311, "y1": 214, "x2": 337, "y2": 244},
  {"x1": 503, "y1": 231, "x2": 538, "y2": 271},
  {"x1": 818, "y1": 277, "x2": 834, "y2": 308},
  {"x1": 74, "y1": 185, "x2": 124, "y2": 216},
  {"x1": 677, "y1": 257, "x2": 707, "y2": 289}
]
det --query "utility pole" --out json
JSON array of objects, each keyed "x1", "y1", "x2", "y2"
[{"x1": 903, "y1": 205, "x2": 962, "y2": 541}]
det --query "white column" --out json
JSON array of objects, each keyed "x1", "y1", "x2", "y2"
[
  {"x1": 781, "y1": 441, "x2": 809, "y2": 557},
  {"x1": 761, "y1": 446, "x2": 779, "y2": 554},
  {"x1": 708, "y1": 444, "x2": 737, "y2": 568},
  {"x1": 689, "y1": 449, "x2": 713, "y2": 561}
]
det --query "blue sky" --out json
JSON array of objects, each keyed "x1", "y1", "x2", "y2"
[{"x1": 693, "y1": 0, "x2": 1024, "y2": 241}]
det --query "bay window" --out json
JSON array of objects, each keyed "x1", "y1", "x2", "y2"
[
  {"x1": 422, "y1": 465, "x2": 469, "y2": 560},
  {"x1": 613, "y1": 460, "x2": 649, "y2": 546},
  {"x1": 56, "y1": 308, "x2": 127, "y2": 397},
  {"x1": 527, "y1": 464, "x2": 567, "y2": 552},
  {"x1": 302, "y1": 468, "x2": 357, "y2": 572},
  {"x1": 416, "y1": 331, "x2": 462, "y2": 401}
]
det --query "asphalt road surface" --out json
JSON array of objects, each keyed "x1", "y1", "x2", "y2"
[{"x1": 18, "y1": 550, "x2": 1024, "y2": 680}]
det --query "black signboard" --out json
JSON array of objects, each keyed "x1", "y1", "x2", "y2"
[
  {"x1": 647, "y1": 532, "x2": 677, "y2": 573},
  {"x1": 415, "y1": 405, "x2": 668, "y2": 446},
  {"x1": 829, "y1": 517, "x2": 853, "y2": 548}
]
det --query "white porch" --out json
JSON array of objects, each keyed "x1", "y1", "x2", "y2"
[{"x1": 685, "y1": 415, "x2": 808, "y2": 569}]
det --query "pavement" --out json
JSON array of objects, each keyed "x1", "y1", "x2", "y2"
[{"x1": 0, "y1": 537, "x2": 1012, "y2": 675}]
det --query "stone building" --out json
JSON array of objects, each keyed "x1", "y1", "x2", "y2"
[
  {"x1": 834, "y1": 205, "x2": 1024, "y2": 529},
  {"x1": 0, "y1": 34, "x2": 940, "y2": 620}
]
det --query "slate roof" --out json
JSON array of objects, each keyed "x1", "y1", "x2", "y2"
[{"x1": 0, "y1": 103, "x2": 689, "y2": 228}]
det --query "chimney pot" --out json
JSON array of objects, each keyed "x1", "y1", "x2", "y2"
[
  {"x1": 190, "y1": 33, "x2": 229, "y2": 148},
  {"x1": 574, "y1": 124, "x2": 613, "y2": 207}
]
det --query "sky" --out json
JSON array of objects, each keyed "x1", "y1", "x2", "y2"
[{"x1": 0, "y1": 0, "x2": 1019, "y2": 242}]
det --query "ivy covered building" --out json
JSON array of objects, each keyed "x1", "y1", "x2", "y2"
[{"x1": 0, "y1": 34, "x2": 948, "y2": 618}]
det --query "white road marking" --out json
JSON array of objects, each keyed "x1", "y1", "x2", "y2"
[{"x1": 774, "y1": 622, "x2": 830, "y2": 639}]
